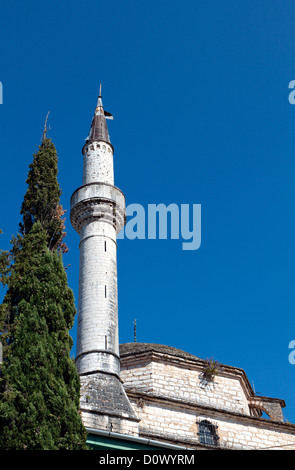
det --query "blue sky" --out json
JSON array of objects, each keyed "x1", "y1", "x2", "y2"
[{"x1": 1, "y1": 0, "x2": 295, "y2": 423}]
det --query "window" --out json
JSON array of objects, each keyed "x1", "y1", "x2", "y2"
[{"x1": 198, "y1": 420, "x2": 219, "y2": 447}]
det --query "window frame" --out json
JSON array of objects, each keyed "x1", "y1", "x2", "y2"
[{"x1": 198, "y1": 419, "x2": 219, "y2": 447}]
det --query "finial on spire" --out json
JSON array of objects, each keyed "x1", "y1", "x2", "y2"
[{"x1": 96, "y1": 83, "x2": 103, "y2": 109}]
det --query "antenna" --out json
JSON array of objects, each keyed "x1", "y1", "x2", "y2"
[{"x1": 133, "y1": 319, "x2": 137, "y2": 343}]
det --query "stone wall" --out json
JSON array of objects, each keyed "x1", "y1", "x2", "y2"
[
  {"x1": 79, "y1": 373, "x2": 139, "y2": 437},
  {"x1": 120, "y1": 344, "x2": 295, "y2": 450},
  {"x1": 126, "y1": 395, "x2": 295, "y2": 449},
  {"x1": 121, "y1": 360, "x2": 250, "y2": 416},
  {"x1": 80, "y1": 409, "x2": 139, "y2": 437}
]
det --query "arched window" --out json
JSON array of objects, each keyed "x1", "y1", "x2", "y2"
[{"x1": 198, "y1": 420, "x2": 219, "y2": 447}]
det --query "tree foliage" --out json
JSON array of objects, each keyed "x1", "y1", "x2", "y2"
[
  {"x1": 19, "y1": 138, "x2": 68, "y2": 254},
  {"x1": 0, "y1": 136, "x2": 87, "y2": 449}
]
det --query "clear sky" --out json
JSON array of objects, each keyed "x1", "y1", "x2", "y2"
[{"x1": 1, "y1": 0, "x2": 295, "y2": 424}]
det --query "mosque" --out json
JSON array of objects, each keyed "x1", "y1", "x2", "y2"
[{"x1": 69, "y1": 88, "x2": 295, "y2": 450}]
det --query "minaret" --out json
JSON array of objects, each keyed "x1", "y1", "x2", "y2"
[{"x1": 70, "y1": 87, "x2": 139, "y2": 435}]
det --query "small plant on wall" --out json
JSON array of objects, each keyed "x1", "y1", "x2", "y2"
[{"x1": 201, "y1": 357, "x2": 222, "y2": 382}]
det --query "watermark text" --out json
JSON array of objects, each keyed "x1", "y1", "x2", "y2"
[
  {"x1": 288, "y1": 340, "x2": 295, "y2": 364},
  {"x1": 117, "y1": 203, "x2": 201, "y2": 251}
]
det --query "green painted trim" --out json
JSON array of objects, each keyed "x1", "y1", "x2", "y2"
[{"x1": 87, "y1": 433, "x2": 162, "y2": 450}]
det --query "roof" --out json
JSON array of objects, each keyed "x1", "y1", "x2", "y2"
[
  {"x1": 119, "y1": 342, "x2": 202, "y2": 363},
  {"x1": 119, "y1": 343, "x2": 286, "y2": 410},
  {"x1": 119, "y1": 342, "x2": 253, "y2": 393}
]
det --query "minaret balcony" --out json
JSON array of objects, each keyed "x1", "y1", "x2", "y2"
[{"x1": 70, "y1": 182, "x2": 126, "y2": 234}]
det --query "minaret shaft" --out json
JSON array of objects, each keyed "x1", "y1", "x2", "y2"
[
  {"x1": 76, "y1": 221, "x2": 119, "y2": 371},
  {"x1": 71, "y1": 138, "x2": 124, "y2": 379}
]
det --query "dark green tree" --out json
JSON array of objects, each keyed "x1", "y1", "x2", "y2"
[
  {"x1": 0, "y1": 229, "x2": 9, "y2": 286},
  {"x1": 0, "y1": 133, "x2": 87, "y2": 449},
  {"x1": 19, "y1": 136, "x2": 67, "y2": 254}
]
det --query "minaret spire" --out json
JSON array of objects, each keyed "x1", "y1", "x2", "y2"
[{"x1": 85, "y1": 84, "x2": 113, "y2": 145}]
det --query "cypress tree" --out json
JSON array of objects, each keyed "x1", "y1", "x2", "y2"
[
  {"x1": 0, "y1": 134, "x2": 87, "y2": 449},
  {"x1": 19, "y1": 137, "x2": 67, "y2": 253}
]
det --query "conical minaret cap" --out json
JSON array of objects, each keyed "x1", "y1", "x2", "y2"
[{"x1": 85, "y1": 84, "x2": 113, "y2": 144}]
